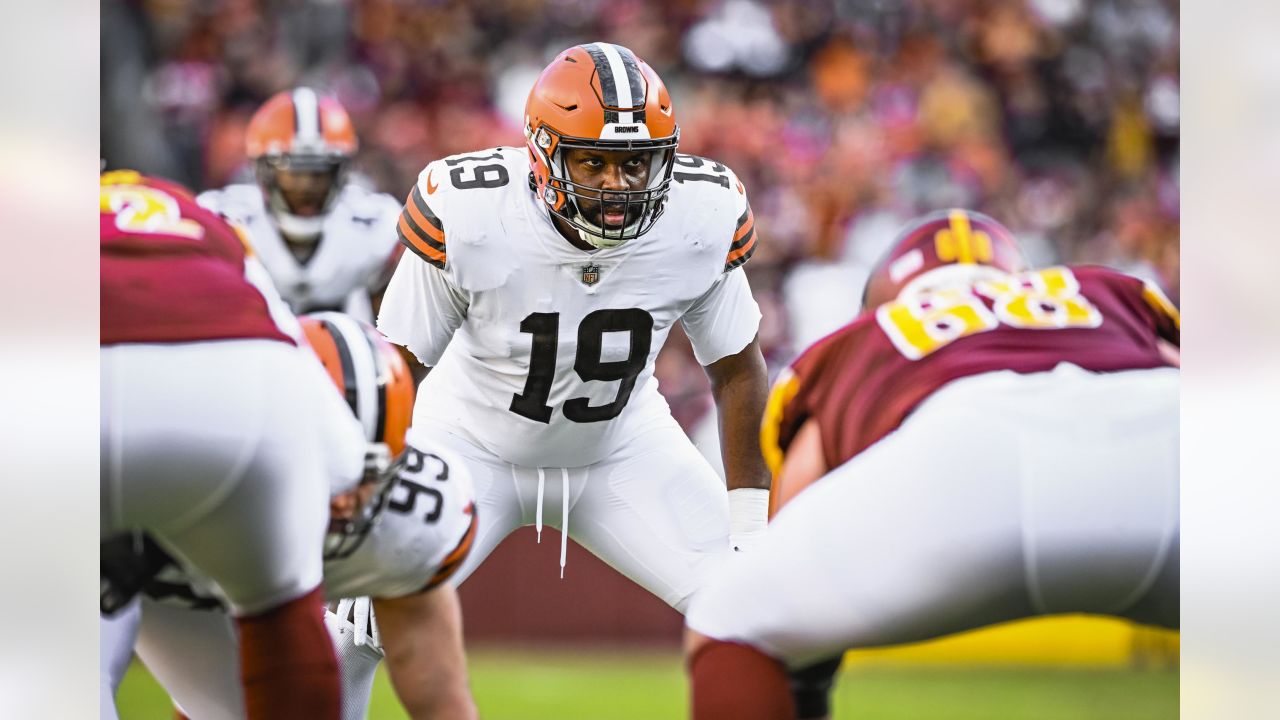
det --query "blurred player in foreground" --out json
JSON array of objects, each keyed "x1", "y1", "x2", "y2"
[
  {"x1": 197, "y1": 88, "x2": 402, "y2": 323},
  {"x1": 378, "y1": 43, "x2": 770, "y2": 612},
  {"x1": 115, "y1": 314, "x2": 479, "y2": 720},
  {"x1": 685, "y1": 209, "x2": 1180, "y2": 720},
  {"x1": 101, "y1": 171, "x2": 367, "y2": 719}
]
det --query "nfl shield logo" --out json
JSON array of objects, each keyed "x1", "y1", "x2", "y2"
[{"x1": 580, "y1": 263, "x2": 601, "y2": 286}]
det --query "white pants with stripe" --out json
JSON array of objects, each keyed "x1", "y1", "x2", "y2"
[
  {"x1": 422, "y1": 413, "x2": 732, "y2": 613},
  {"x1": 686, "y1": 364, "x2": 1179, "y2": 667}
]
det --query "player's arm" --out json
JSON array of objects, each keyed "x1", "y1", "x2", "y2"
[
  {"x1": 686, "y1": 169, "x2": 771, "y2": 549},
  {"x1": 705, "y1": 336, "x2": 771, "y2": 495},
  {"x1": 372, "y1": 586, "x2": 476, "y2": 720},
  {"x1": 704, "y1": 335, "x2": 772, "y2": 551},
  {"x1": 377, "y1": 168, "x2": 467, "y2": 370},
  {"x1": 771, "y1": 418, "x2": 828, "y2": 514}
]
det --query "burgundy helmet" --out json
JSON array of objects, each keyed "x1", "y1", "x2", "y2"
[{"x1": 863, "y1": 209, "x2": 1029, "y2": 309}]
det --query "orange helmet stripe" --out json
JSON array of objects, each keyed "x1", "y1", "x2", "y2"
[
  {"x1": 245, "y1": 88, "x2": 357, "y2": 158},
  {"x1": 302, "y1": 321, "x2": 347, "y2": 400},
  {"x1": 377, "y1": 330, "x2": 415, "y2": 456},
  {"x1": 301, "y1": 312, "x2": 416, "y2": 453}
]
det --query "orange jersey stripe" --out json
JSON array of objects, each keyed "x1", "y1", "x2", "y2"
[
  {"x1": 733, "y1": 209, "x2": 755, "y2": 245},
  {"x1": 404, "y1": 190, "x2": 445, "y2": 245},
  {"x1": 423, "y1": 507, "x2": 477, "y2": 591},
  {"x1": 397, "y1": 216, "x2": 446, "y2": 268},
  {"x1": 725, "y1": 229, "x2": 756, "y2": 266}
]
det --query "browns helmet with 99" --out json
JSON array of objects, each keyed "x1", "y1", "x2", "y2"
[
  {"x1": 245, "y1": 88, "x2": 358, "y2": 240},
  {"x1": 300, "y1": 311, "x2": 415, "y2": 559},
  {"x1": 862, "y1": 209, "x2": 1030, "y2": 310},
  {"x1": 524, "y1": 43, "x2": 679, "y2": 249}
]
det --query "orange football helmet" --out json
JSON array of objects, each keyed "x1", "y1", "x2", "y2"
[
  {"x1": 525, "y1": 43, "x2": 679, "y2": 248},
  {"x1": 300, "y1": 311, "x2": 414, "y2": 455},
  {"x1": 863, "y1": 209, "x2": 1029, "y2": 309},
  {"x1": 301, "y1": 311, "x2": 416, "y2": 558},
  {"x1": 245, "y1": 88, "x2": 358, "y2": 240}
]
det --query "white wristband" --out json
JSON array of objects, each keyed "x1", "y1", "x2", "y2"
[{"x1": 728, "y1": 487, "x2": 770, "y2": 552}]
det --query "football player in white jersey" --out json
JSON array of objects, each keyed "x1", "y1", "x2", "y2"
[
  {"x1": 378, "y1": 43, "x2": 771, "y2": 618},
  {"x1": 121, "y1": 314, "x2": 479, "y2": 720},
  {"x1": 197, "y1": 88, "x2": 403, "y2": 323}
]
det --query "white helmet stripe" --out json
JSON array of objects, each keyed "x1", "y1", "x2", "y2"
[
  {"x1": 292, "y1": 87, "x2": 321, "y2": 143},
  {"x1": 595, "y1": 43, "x2": 634, "y2": 124},
  {"x1": 314, "y1": 311, "x2": 379, "y2": 442}
]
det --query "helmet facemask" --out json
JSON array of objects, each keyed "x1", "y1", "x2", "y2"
[
  {"x1": 530, "y1": 123, "x2": 679, "y2": 249},
  {"x1": 254, "y1": 152, "x2": 349, "y2": 241},
  {"x1": 324, "y1": 443, "x2": 400, "y2": 560}
]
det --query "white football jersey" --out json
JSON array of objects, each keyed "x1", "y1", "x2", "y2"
[
  {"x1": 378, "y1": 146, "x2": 762, "y2": 468},
  {"x1": 142, "y1": 441, "x2": 476, "y2": 607},
  {"x1": 197, "y1": 182, "x2": 402, "y2": 323}
]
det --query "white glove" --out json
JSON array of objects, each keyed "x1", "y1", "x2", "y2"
[
  {"x1": 334, "y1": 596, "x2": 382, "y2": 650},
  {"x1": 728, "y1": 487, "x2": 769, "y2": 552}
]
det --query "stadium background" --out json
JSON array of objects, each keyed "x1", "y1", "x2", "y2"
[{"x1": 101, "y1": 0, "x2": 1179, "y2": 716}]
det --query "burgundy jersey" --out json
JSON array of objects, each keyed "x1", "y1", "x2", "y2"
[
  {"x1": 101, "y1": 172, "x2": 294, "y2": 346},
  {"x1": 762, "y1": 265, "x2": 1180, "y2": 474}
]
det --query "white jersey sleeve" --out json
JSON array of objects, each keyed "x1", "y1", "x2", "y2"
[
  {"x1": 681, "y1": 266, "x2": 762, "y2": 366},
  {"x1": 377, "y1": 159, "x2": 474, "y2": 366},
  {"x1": 378, "y1": 256, "x2": 469, "y2": 367},
  {"x1": 671, "y1": 157, "x2": 761, "y2": 365}
]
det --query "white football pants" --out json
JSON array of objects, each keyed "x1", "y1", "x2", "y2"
[
  {"x1": 100, "y1": 340, "x2": 365, "y2": 616},
  {"x1": 687, "y1": 364, "x2": 1179, "y2": 667},
  {"x1": 425, "y1": 414, "x2": 732, "y2": 613}
]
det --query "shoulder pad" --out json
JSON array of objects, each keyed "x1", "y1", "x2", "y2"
[
  {"x1": 196, "y1": 184, "x2": 264, "y2": 225},
  {"x1": 668, "y1": 155, "x2": 755, "y2": 272},
  {"x1": 339, "y1": 185, "x2": 400, "y2": 225},
  {"x1": 396, "y1": 170, "x2": 448, "y2": 270},
  {"x1": 396, "y1": 148, "x2": 526, "y2": 282}
]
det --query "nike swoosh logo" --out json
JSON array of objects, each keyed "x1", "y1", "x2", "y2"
[{"x1": 426, "y1": 170, "x2": 439, "y2": 195}]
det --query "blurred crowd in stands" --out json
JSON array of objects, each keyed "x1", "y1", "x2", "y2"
[{"x1": 102, "y1": 0, "x2": 1179, "y2": 442}]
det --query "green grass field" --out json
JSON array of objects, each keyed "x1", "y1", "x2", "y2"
[{"x1": 116, "y1": 648, "x2": 1178, "y2": 719}]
